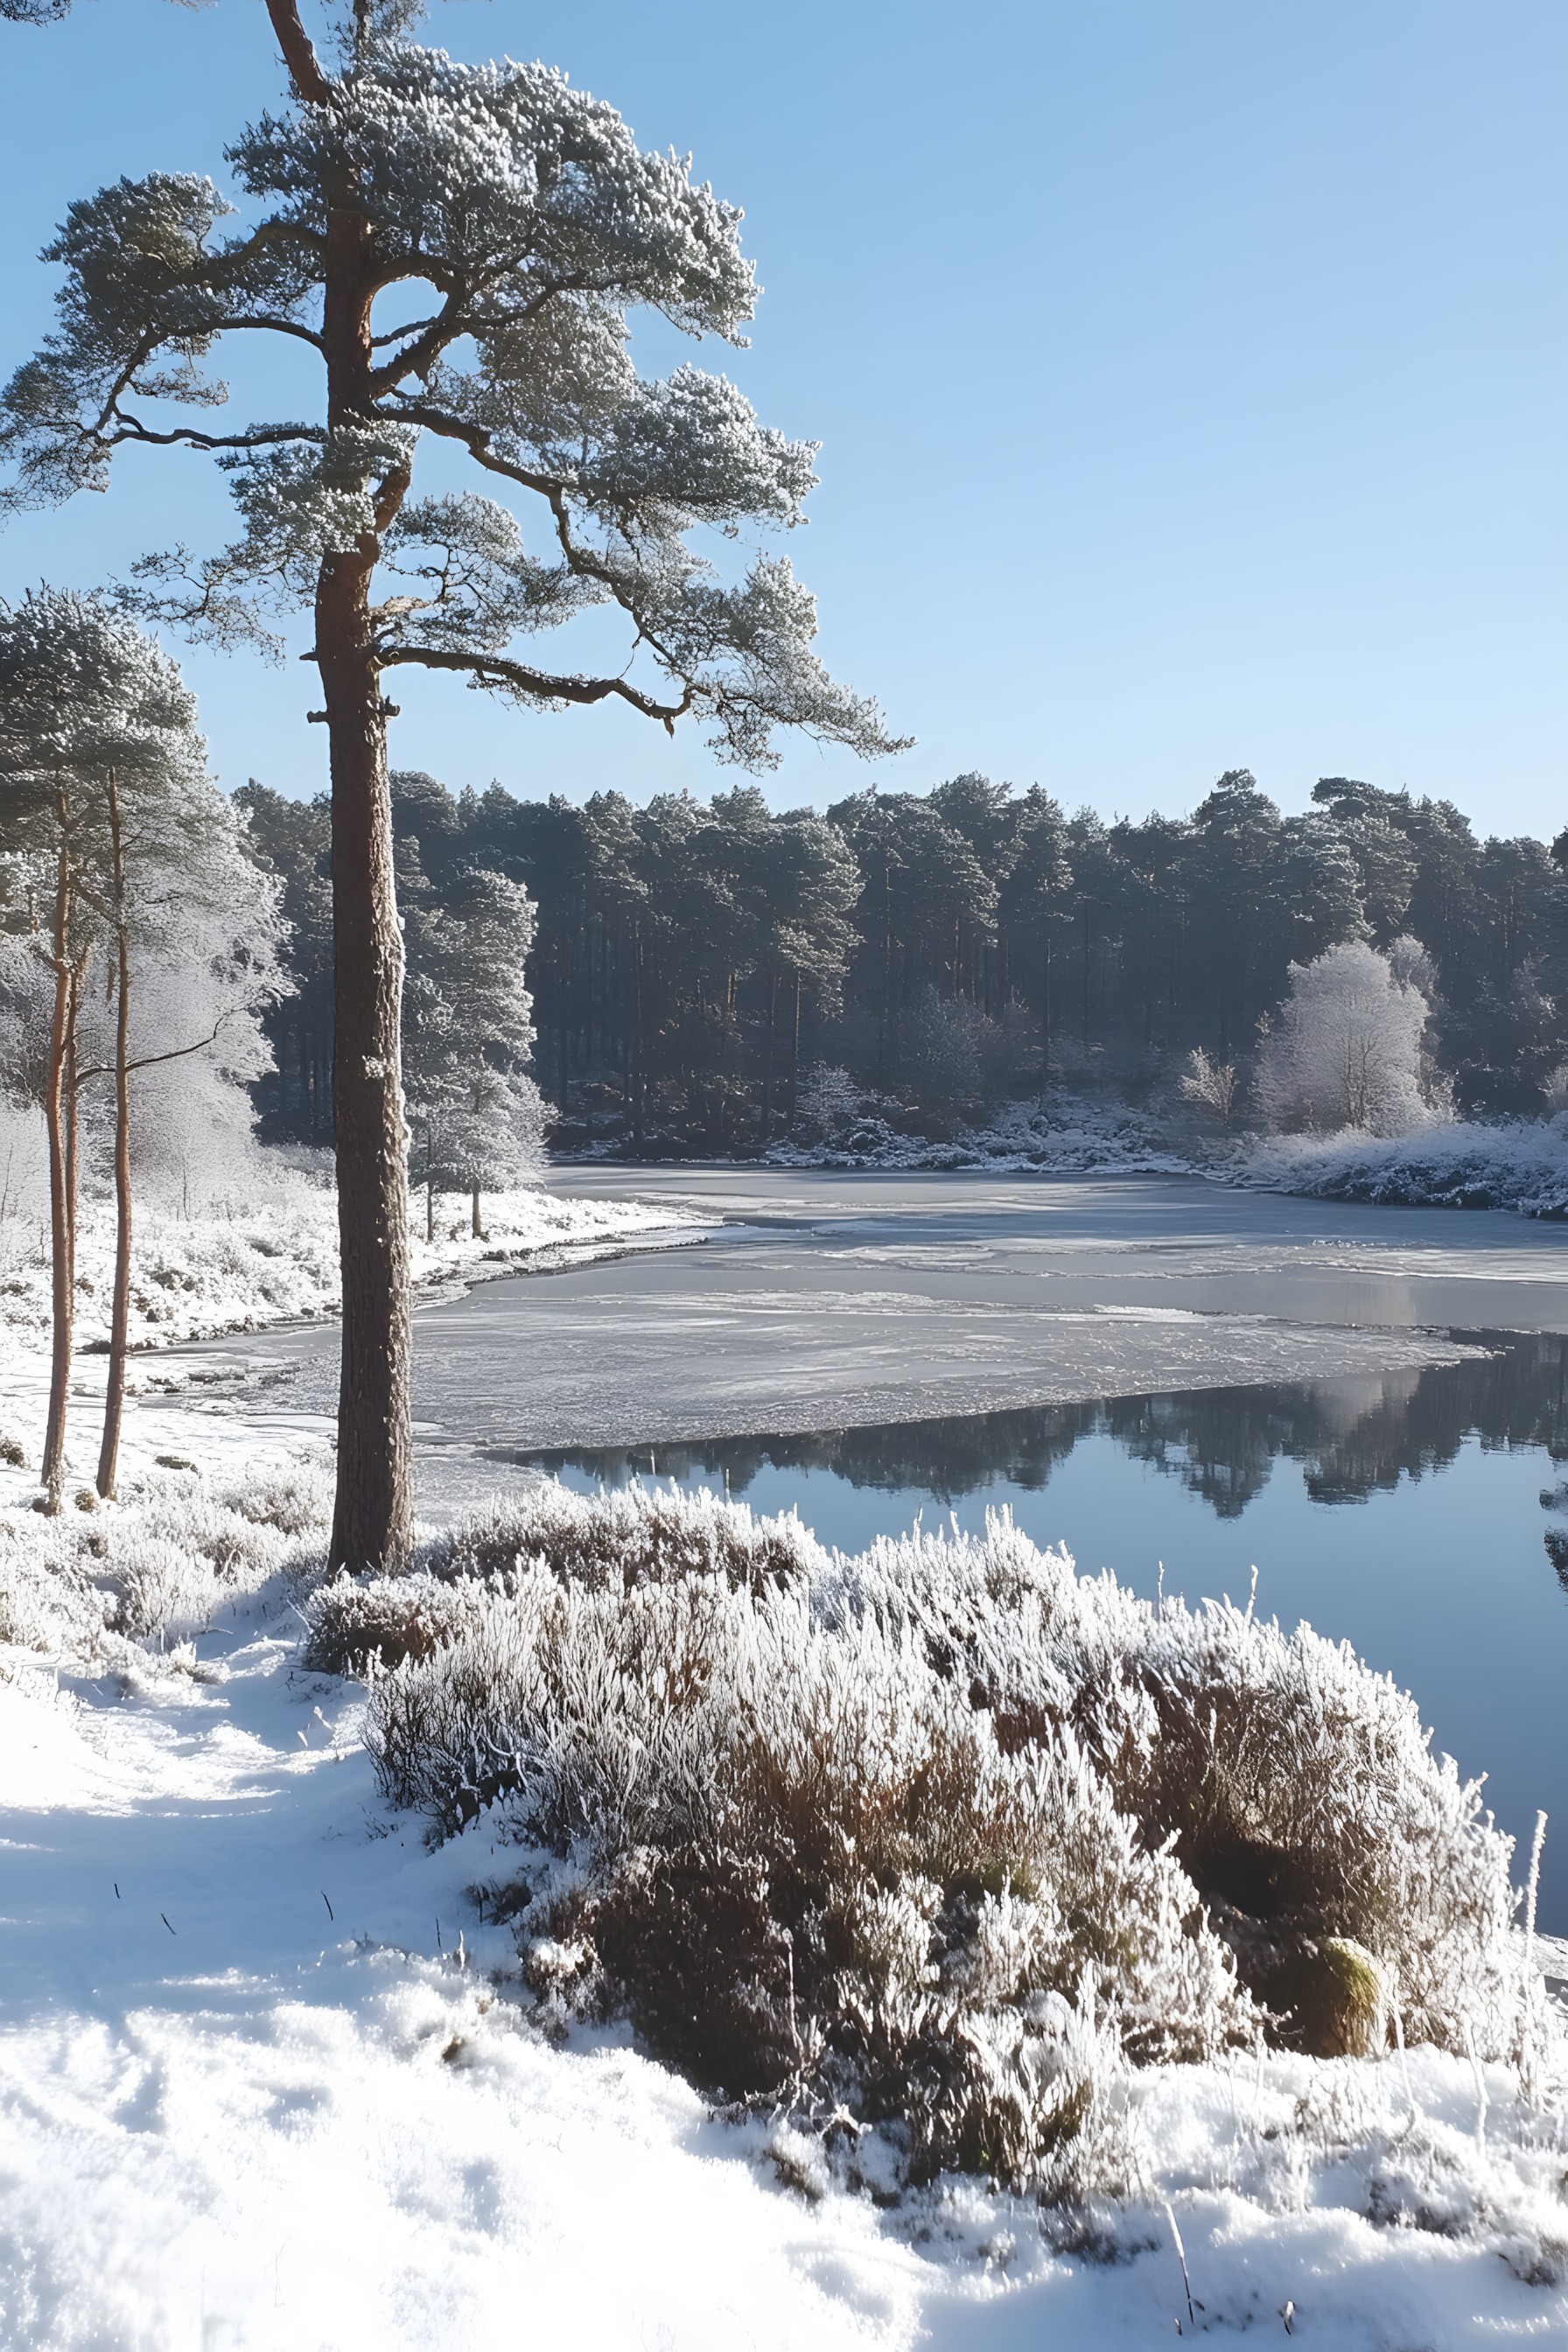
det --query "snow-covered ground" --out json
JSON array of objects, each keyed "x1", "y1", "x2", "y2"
[
  {"x1": 6, "y1": 1172, "x2": 1568, "y2": 2343},
  {"x1": 2, "y1": 1477, "x2": 1567, "y2": 2349}
]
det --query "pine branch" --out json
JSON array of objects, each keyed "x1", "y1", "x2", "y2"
[
  {"x1": 262, "y1": 0, "x2": 335, "y2": 109},
  {"x1": 378, "y1": 642, "x2": 691, "y2": 731}
]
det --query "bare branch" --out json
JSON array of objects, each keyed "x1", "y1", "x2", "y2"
[
  {"x1": 74, "y1": 1008, "x2": 234, "y2": 1088},
  {"x1": 213, "y1": 318, "x2": 326, "y2": 355},
  {"x1": 368, "y1": 296, "x2": 467, "y2": 398},
  {"x1": 378, "y1": 642, "x2": 692, "y2": 731},
  {"x1": 105, "y1": 419, "x2": 327, "y2": 455}
]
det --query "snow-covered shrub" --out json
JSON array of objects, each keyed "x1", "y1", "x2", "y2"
[
  {"x1": 899, "y1": 987, "x2": 1013, "y2": 1133},
  {"x1": 1243, "y1": 1120, "x2": 1568, "y2": 1214},
  {"x1": 304, "y1": 1569, "x2": 494, "y2": 1675},
  {"x1": 338, "y1": 1481, "x2": 1529, "y2": 2190},
  {"x1": 304, "y1": 1480, "x2": 824, "y2": 1673},
  {"x1": 791, "y1": 1063, "x2": 910, "y2": 1157},
  {"x1": 0, "y1": 1457, "x2": 331, "y2": 1661},
  {"x1": 1256, "y1": 939, "x2": 1441, "y2": 1138},
  {"x1": 836, "y1": 1517, "x2": 1516, "y2": 2050},
  {"x1": 364, "y1": 1550, "x2": 1250, "y2": 2181}
]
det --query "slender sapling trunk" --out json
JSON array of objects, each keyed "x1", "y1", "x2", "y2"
[
  {"x1": 97, "y1": 769, "x2": 132, "y2": 1500},
  {"x1": 41, "y1": 819, "x2": 79, "y2": 1513}
]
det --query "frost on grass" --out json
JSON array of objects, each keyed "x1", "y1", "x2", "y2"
[
  {"x1": 0, "y1": 1457, "x2": 332, "y2": 1669},
  {"x1": 306, "y1": 1480, "x2": 1544, "y2": 2199}
]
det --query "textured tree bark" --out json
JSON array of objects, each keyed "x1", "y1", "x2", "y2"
[
  {"x1": 96, "y1": 770, "x2": 132, "y2": 1502},
  {"x1": 40, "y1": 834, "x2": 74, "y2": 1515},
  {"x1": 319, "y1": 200, "x2": 413, "y2": 1574}
]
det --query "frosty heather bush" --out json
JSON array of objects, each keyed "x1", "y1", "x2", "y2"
[
  {"x1": 331, "y1": 1480, "x2": 1532, "y2": 2191},
  {"x1": 305, "y1": 1480, "x2": 826, "y2": 1676},
  {"x1": 0, "y1": 1456, "x2": 331, "y2": 1659}
]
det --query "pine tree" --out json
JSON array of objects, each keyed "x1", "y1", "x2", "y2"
[{"x1": 0, "y1": 0, "x2": 905, "y2": 1564}]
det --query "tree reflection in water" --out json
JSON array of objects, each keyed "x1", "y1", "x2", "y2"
[{"x1": 518, "y1": 1330, "x2": 1568, "y2": 1568}]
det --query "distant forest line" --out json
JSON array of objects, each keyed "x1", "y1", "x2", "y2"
[{"x1": 239, "y1": 768, "x2": 1568, "y2": 1155}]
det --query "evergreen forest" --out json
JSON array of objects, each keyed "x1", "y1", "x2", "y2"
[{"x1": 242, "y1": 766, "x2": 1568, "y2": 1155}]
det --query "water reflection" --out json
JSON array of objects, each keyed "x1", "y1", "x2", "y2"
[{"x1": 521, "y1": 1329, "x2": 1568, "y2": 1535}]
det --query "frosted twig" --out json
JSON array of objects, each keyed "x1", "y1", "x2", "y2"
[
  {"x1": 1163, "y1": 2198, "x2": 1195, "y2": 2331},
  {"x1": 1523, "y1": 1809, "x2": 1547, "y2": 1988},
  {"x1": 1463, "y1": 2020, "x2": 1488, "y2": 2148},
  {"x1": 1391, "y1": 2006, "x2": 1416, "y2": 2134}
]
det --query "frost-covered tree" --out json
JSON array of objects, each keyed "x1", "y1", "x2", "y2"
[
  {"x1": 0, "y1": 0, "x2": 905, "y2": 1568},
  {"x1": 0, "y1": 590, "x2": 285, "y2": 1502},
  {"x1": 84, "y1": 787, "x2": 286, "y2": 1498},
  {"x1": 1178, "y1": 1046, "x2": 1240, "y2": 1130},
  {"x1": 0, "y1": 592, "x2": 194, "y2": 1504},
  {"x1": 1256, "y1": 938, "x2": 1438, "y2": 1138},
  {"x1": 402, "y1": 862, "x2": 542, "y2": 1239}
]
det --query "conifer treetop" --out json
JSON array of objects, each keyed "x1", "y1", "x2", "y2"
[{"x1": 0, "y1": 5, "x2": 908, "y2": 770}]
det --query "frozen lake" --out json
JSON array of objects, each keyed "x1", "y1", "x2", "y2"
[
  {"x1": 175, "y1": 1167, "x2": 1568, "y2": 1922},
  {"x1": 184, "y1": 1167, "x2": 1568, "y2": 1456}
]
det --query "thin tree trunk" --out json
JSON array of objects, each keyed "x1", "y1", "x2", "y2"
[
  {"x1": 471, "y1": 1180, "x2": 482, "y2": 1239},
  {"x1": 97, "y1": 769, "x2": 133, "y2": 1501},
  {"x1": 41, "y1": 836, "x2": 74, "y2": 1514},
  {"x1": 631, "y1": 929, "x2": 645, "y2": 1152},
  {"x1": 758, "y1": 970, "x2": 777, "y2": 1147},
  {"x1": 788, "y1": 969, "x2": 802, "y2": 1128},
  {"x1": 318, "y1": 198, "x2": 412, "y2": 1575}
]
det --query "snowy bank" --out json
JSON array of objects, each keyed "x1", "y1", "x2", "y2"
[
  {"x1": 768, "y1": 1094, "x2": 1199, "y2": 1177},
  {"x1": 770, "y1": 1088, "x2": 1568, "y2": 1223},
  {"x1": 1, "y1": 1465, "x2": 1566, "y2": 2344},
  {"x1": 1241, "y1": 1122, "x2": 1568, "y2": 1216},
  {"x1": 0, "y1": 1178, "x2": 705, "y2": 1357}
]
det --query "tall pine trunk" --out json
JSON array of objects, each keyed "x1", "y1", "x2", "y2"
[
  {"x1": 96, "y1": 769, "x2": 132, "y2": 1501},
  {"x1": 319, "y1": 203, "x2": 412, "y2": 1574}
]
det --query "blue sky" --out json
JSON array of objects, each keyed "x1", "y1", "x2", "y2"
[{"x1": 0, "y1": 0, "x2": 1562, "y2": 834}]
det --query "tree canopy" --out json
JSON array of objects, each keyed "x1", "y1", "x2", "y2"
[{"x1": 0, "y1": 13, "x2": 906, "y2": 770}]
